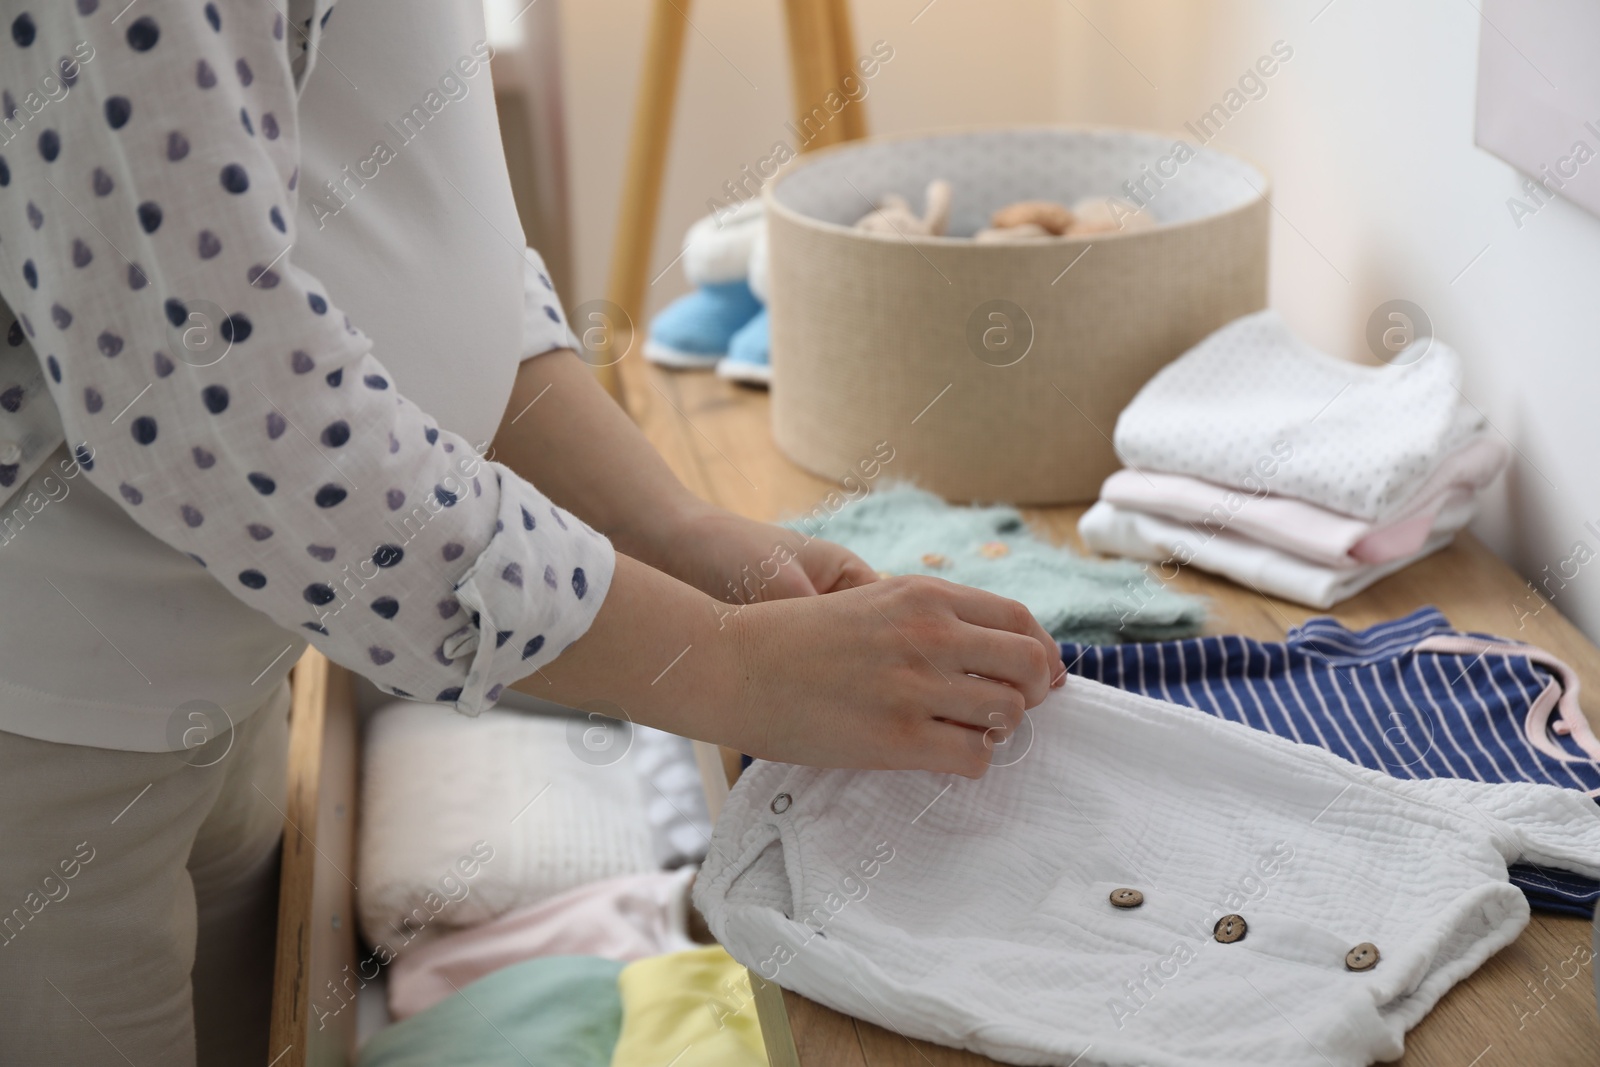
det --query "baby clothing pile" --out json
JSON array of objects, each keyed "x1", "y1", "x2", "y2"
[
  {"x1": 645, "y1": 200, "x2": 772, "y2": 384},
  {"x1": 357, "y1": 946, "x2": 767, "y2": 1067},
  {"x1": 694, "y1": 672, "x2": 1600, "y2": 1067},
  {"x1": 356, "y1": 701, "x2": 721, "y2": 1036},
  {"x1": 1060, "y1": 606, "x2": 1600, "y2": 917},
  {"x1": 1080, "y1": 310, "x2": 1509, "y2": 608}
]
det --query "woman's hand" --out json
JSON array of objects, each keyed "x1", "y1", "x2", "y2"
[
  {"x1": 524, "y1": 556, "x2": 1066, "y2": 780},
  {"x1": 723, "y1": 575, "x2": 1066, "y2": 777},
  {"x1": 654, "y1": 504, "x2": 879, "y2": 603}
]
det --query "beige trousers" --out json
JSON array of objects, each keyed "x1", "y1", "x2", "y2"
[{"x1": 0, "y1": 681, "x2": 290, "y2": 1066}]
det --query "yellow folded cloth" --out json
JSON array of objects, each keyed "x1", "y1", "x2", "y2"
[{"x1": 610, "y1": 945, "x2": 767, "y2": 1067}]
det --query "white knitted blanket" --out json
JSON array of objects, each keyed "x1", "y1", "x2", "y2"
[
  {"x1": 694, "y1": 676, "x2": 1600, "y2": 1067},
  {"x1": 358, "y1": 703, "x2": 657, "y2": 946},
  {"x1": 1113, "y1": 310, "x2": 1480, "y2": 521}
]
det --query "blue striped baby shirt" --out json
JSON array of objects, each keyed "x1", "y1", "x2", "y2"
[{"x1": 1061, "y1": 607, "x2": 1600, "y2": 916}]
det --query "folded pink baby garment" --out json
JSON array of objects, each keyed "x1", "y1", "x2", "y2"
[
  {"x1": 1099, "y1": 432, "x2": 1508, "y2": 568},
  {"x1": 386, "y1": 868, "x2": 700, "y2": 1020}
]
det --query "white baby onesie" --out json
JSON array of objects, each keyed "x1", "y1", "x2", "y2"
[
  {"x1": 694, "y1": 675, "x2": 1600, "y2": 1067},
  {"x1": 1113, "y1": 310, "x2": 1482, "y2": 521}
]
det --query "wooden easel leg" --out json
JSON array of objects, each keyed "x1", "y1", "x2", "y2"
[
  {"x1": 783, "y1": 0, "x2": 869, "y2": 154},
  {"x1": 602, "y1": 0, "x2": 693, "y2": 409},
  {"x1": 826, "y1": 0, "x2": 868, "y2": 141}
]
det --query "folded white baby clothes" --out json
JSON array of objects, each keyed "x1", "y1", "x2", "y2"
[
  {"x1": 1078, "y1": 500, "x2": 1466, "y2": 609},
  {"x1": 694, "y1": 676, "x2": 1600, "y2": 1067},
  {"x1": 386, "y1": 867, "x2": 700, "y2": 1020},
  {"x1": 1114, "y1": 310, "x2": 1482, "y2": 522},
  {"x1": 358, "y1": 703, "x2": 657, "y2": 946},
  {"x1": 1097, "y1": 429, "x2": 1506, "y2": 569}
]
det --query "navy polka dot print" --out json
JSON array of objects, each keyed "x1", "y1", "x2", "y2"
[
  {"x1": 201, "y1": 385, "x2": 229, "y2": 413},
  {"x1": 220, "y1": 313, "x2": 250, "y2": 343},
  {"x1": 0, "y1": 5, "x2": 610, "y2": 717},
  {"x1": 125, "y1": 16, "x2": 159, "y2": 52}
]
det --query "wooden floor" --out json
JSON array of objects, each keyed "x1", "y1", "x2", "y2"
[{"x1": 618, "y1": 351, "x2": 1600, "y2": 1067}]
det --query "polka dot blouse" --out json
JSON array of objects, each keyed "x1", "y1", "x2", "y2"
[{"x1": 0, "y1": 2, "x2": 615, "y2": 714}]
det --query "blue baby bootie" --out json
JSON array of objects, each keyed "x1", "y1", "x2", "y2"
[
  {"x1": 716, "y1": 308, "x2": 770, "y2": 385},
  {"x1": 645, "y1": 281, "x2": 762, "y2": 368},
  {"x1": 645, "y1": 199, "x2": 765, "y2": 369},
  {"x1": 715, "y1": 220, "x2": 771, "y2": 385}
]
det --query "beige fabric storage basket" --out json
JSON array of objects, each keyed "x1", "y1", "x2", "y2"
[{"x1": 765, "y1": 128, "x2": 1270, "y2": 504}]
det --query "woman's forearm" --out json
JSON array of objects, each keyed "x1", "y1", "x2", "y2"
[
  {"x1": 509, "y1": 552, "x2": 748, "y2": 745},
  {"x1": 489, "y1": 352, "x2": 713, "y2": 569}
]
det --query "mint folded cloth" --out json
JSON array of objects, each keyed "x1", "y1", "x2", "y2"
[
  {"x1": 356, "y1": 956, "x2": 624, "y2": 1067},
  {"x1": 790, "y1": 484, "x2": 1204, "y2": 643}
]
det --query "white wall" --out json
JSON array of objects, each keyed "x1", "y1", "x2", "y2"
[
  {"x1": 1055, "y1": 0, "x2": 1600, "y2": 641},
  {"x1": 556, "y1": 0, "x2": 1600, "y2": 641}
]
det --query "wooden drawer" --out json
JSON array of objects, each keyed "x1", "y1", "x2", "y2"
[{"x1": 269, "y1": 651, "x2": 360, "y2": 1067}]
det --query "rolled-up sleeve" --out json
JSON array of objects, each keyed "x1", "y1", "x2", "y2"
[{"x1": 0, "y1": 4, "x2": 612, "y2": 711}]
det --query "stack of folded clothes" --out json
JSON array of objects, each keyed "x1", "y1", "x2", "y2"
[{"x1": 1080, "y1": 310, "x2": 1509, "y2": 608}]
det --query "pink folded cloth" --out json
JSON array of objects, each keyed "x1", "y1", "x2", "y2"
[
  {"x1": 1099, "y1": 432, "x2": 1508, "y2": 568},
  {"x1": 386, "y1": 868, "x2": 700, "y2": 1020}
]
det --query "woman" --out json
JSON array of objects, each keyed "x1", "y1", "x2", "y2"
[{"x1": 0, "y1": 2, "x2": 1063, "y2": 1063}]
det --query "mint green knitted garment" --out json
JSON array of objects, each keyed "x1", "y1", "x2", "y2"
[{"x1": 789, "y1": 485, "x2": 1205, "y2": 644}]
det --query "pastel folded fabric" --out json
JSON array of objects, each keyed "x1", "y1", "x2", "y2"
[
  {"x1": 358, "y1": 704, "x2": 657, "y2": 947},
  {"x1": 632, "y1": 726, "x2": 715, "y2": 869},
  {"x1": 797, "y1": 484, "x2": 1205, "y2": 643},
  {"x1": 387, "y1": 868, "x2": 701, "y2": 1020},
  {"x1": 1114, "y1": 309, "x2": 1483, "y2": 521},
  {"x1": 1099, "y1": 430, "x2": 1507, "y2": 568},
  {"x1": 1059, "y1": 607, "x2": 1600, "y2": 916},
  {"x1": 694, "y1": 675, "x2": 1600, "y2": 1067},
  {"x1": 1079, "y1": 500, "x2": 1463, "y2": 609},
  {"x1": 356, "y1": 956, "x2": 624, "y2": 1067},
  {"x1": 610, "y1": 946, "x2": 767, "y2": 1067}
]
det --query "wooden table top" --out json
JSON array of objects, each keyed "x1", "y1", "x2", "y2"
[{"x1": 617, "y1": 351, "x2": 1600, "y2": 1067}]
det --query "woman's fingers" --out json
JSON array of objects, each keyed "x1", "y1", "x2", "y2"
[
  {"x1": 923, "y1": 717, "x2": 999, "y2": 778},
  {"x1": 799, "y1": 539, "x2": 880, "y2": 594},
  {"x1": 946, "y1": 585, "x2": 1064, "y2": 690},
  {"x1": 948, "y1": 629, "x2": 1052, "y2": 708},
  {"x1": 928, "y1": 674, "x2": 1026, "y2": 734}
]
